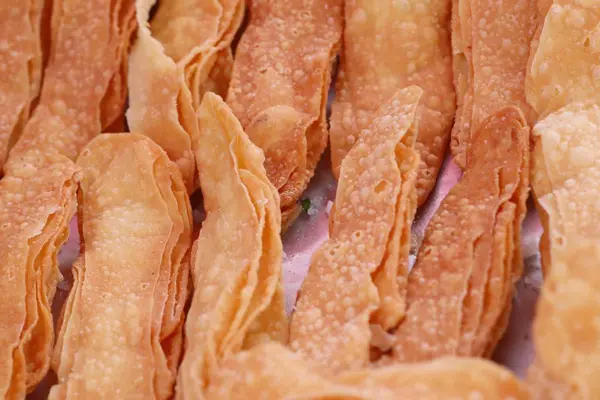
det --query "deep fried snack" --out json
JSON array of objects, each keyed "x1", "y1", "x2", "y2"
[
  {"x1": 227, "y1": 0, "x2": 343, "y2": 227},
  {"x1": 0, "y1": 0, "x2": 45, "y2": 171},
  {"x1": 4, "y1": 0, "x2": 136, "y2": 173},
  {"x1": 329, "y1": 0, "x2": 455, "y2": 205},
  {"x1": 527, "y1": 102, "x2": 600, "y2": 399},
  {"x1": 450, "y1": 0, "x2": 537, "y2": 169},
  {"x1": 176, "y1": 93, "x2": 287, "y2": 399},
  {"x1": 0, "y1": 157, "x2": 78, "y2": 399},
  {"x1": 204, "y1": 342, "x2": 529, "y2": 400},
  {"x1": 526, "y1": 1, "x2": 600, "y2": 120},
  {"x1": 289, "y1": 87, "x2": 422, "y2": 373},
  {"x1": 127, "y1": 0, "x2": 243, "y2": 191},
  {"x1": 50, "y1": 134, "x2": 192, "y2": 400},
  {"x1": 391, "y1": 107, "x2": 529, "y2": 362}
]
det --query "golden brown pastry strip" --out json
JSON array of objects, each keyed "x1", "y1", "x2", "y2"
[
  {"x1": 0, "y1": 158, "x2": 78, "y2": 399},
  {"x1": 227, "y1": 0, "x2": 343, "y2": 227},
  {"x1": 176, "y1": 93, "x2": 286, "y2": 399},
  {"x1": 4, "y1": 0, "x2": 135, "y2": 172},
  {"x1": 289, "y1": 87, "x2": 422, "y2": 373},
  {"x1": 391, "y1": 107, "x2": 529, "y2": 362},
  {"x1": 330, "y1": 0, "x2": 455, "y2": 205},
  {"x1": 450, "y1": 0, "x2": 537, "y2": 169},
  {"x1": 204, "y1": 342, "x2": 529, "y2": 400},
  {"x1": 0, "y1": 0, "x2": 45, "y2": 171},
  {"x1": 526, "y1": 1, "x2": 600, "y2": 119},
  {"x1": 527, "y1": 101, "x2": 600, "y2": 399},
  {"x1": 50, "y1": 134, "x2": 192, "y2": 400},
  {"x1": 127, "y1": 0, "x2": 243, "y2": 191}
]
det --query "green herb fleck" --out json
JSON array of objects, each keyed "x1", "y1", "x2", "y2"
[{"x1": 301, "y1": 198, "x2": 311, "y2": 213}]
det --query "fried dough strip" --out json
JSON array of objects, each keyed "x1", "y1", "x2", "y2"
[
  {"x1": 526, "y1": 1, "x2": 600, "y2": 119},
  {"x1": 289, "y1": 87, "x2": 422, "y2": 374},
  {"x1": 227, "y1": 0, "x2": 343, "y2": 227},
  {"x1": 330, "y1": 0, "x2": 455, "y2": 205},
  {"x1": 204, "y1": 342, "x2": 529, "y2": 400},
  {"x1": 450, "y1": 0, "x2": 537, "y2": 169},
  {"x1": 391, "y1": 107, "x2": 529, "y2": 362},
  {"x1": 50, "y1": 134, "x2": 192, "y2": 400},
  {"x1": 4, "y1": 0, "x2": 136, "y2": 172},
  {"x1": 526, "y1": 102, "x2": 600, "y2": 399},
  {"x1": 0, "y1": 0, "x2": 45, "y2": 171},
  {"x1": 176, "y1": 93, "x2": 286, "y2": 399},
  {"x1": 127, "y1": 0, "x2": 243, "y2": 191},
  {"x1": 0, "y1": 159, "x2": 78, "y2": 399}
]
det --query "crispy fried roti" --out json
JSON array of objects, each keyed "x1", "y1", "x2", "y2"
[
  {"x1": 0, "y1": 0, "x2": 45, "y2": 172},
  {"x1": 49, "y1": 134, "x2": 192, "y2": 400},
  {"x1": 127, "y1": 0, "x2": 243, "y2": 192},
  {"x1": 289, "y1": 87, "x2": 422, "y2": 374},
  {"x1": 330, "y1": 0, "x2": 455, "y2": 205},
  {"x1": 0, "y1": 157, "x2": 78, "y2": 399},
  {"x1": 391, "y1": 107, "x2": 529, "y2": 362},
  {"x1": 176, "y1": 93, "x2": 287, "y2": 399},
  {"x1": 227, "y1": 0, "x2": 343, "y2": 228},
  {"x1": 4, "y1": 0, "x2": 136, "y2": 173},
  {"x1": 203, "y1": 342, "x2": 529, "y2": 400},
  {"x1": 450, "y1": 0, "x2": 537, "y2": 169}
]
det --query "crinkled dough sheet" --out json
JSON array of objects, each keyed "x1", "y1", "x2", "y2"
[
  {"x1": 0, "y1": 159, "x2": 78, "y2": 399},
  {"x1": 127, "y1": 0, "x2": 243, "y2": 191},
  {"x1": 329, "y1": 0, "x2": 456, "y2": 205},
  {"x1": 450, "y1": 0, "x2": 537, "y2": 169},
  {"x1": 226, "y1": 0, "x2": 343, "y2": 228},
  {"x1": 289, "y1": 87, "x2": 422, "y2": 374},
  {"x1": 527, "y1": 102, "x2": 600, "y2": 399},
  {"x1": 525, "y1": 0, "x2": 600, "y2": 120},
  {"x1": 204, "y1": 342, "x2": 530, "y2": 400},
  {"x1": 391, "y1": 107, "x2": 529, "y2": 362},
  {"x1": 4, "y1": 0, "x2": 136, "y2": 172},
  {"x1": 176, "y1": 93, "x2": 287, "y2": 399},
  {"x1": 0, "y1": 0, "x2": 45, "y2": 171},
  {"x1": 50, "y1": 134, "x2": 192, "y2": 400}
]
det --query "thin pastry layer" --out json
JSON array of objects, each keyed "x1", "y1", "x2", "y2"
[
  {"x1": 0, "y1": 158, "x2": 78, "y2": 399},
  {"x1": 450, "y1": 0, "x2": 537, "y2": 169},
  {"x1": 330, "y1": 0, "x2": 455, "y2": 204},
  {"x1": 391, "y1": 107, "x2": 529, "y2": 362},
  {"x1": 4, "y1": 0, "x2": 136, "y2": 172},
  {"x1": 127, "y1": 0, "x2": 243, "y2": 191},
  {"x1": 527, "y1": 101, "x2": 600, "y2": 399},
  {"x1": 204, "y1": 342, "x2": 529, "y2": 400},
  {"x1": 50, "y1": 134, "x2": 192, "y2": 400},
  {"x1": 176, "y1": 93, "x2": 287, "y2": 399},
  {"x1": 0, "y1": 0, "x2": 45, "y2": 171},
  {"x1": 290, "y1": 87, "x2": 422, "y2": 373},
  {"x1": 226, "y1": 0, "x2": 343, "y2": 228}
]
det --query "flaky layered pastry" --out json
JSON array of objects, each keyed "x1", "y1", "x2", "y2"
[
  {"x1": 127, "y1": 0, "x2": 243, "y2": 191},
  {"x1": 227, "y1": 0, "x2": 343, "y2": 228},
  {"x1": 289, "y1": 87, "x2": 422, "y2": 373},
  {"x1": 391, "y1": 107, "x2": 529, "y2": 362},
  {"x1": 203, "y1": 342, "x2": 529, "y2": 399},
  {"x1": 450, "y1": 0, "x2": 537, "y2": 169},
  {"x1": 0, "y1": 158, "x2": 78, "y2": 399},
  {"x1": 4, "y1": 0, "x2": 136, "y2": 172},
  {"x1": 0, "y1": 0, "x2": 45, "y2": 172},
  {"x1": 50, "y1": 134, "x2": 192, "y2": 400},
  {"x1": 176, "y1": 93, "x2": 287, "y2": 399},
  {"x1": 527, "y1": 102, "x2": 600, "y2": 399},
  {"x1": 526, "y1": 0, "x2": 600, "y2": 120},
  {"x1": 329, "y1": 0, "x2": 455, "y2": 205}
]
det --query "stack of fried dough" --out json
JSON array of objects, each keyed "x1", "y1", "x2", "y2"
[{"x1": 0, "y1": 0, "x2": 597, "y2": 399}]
